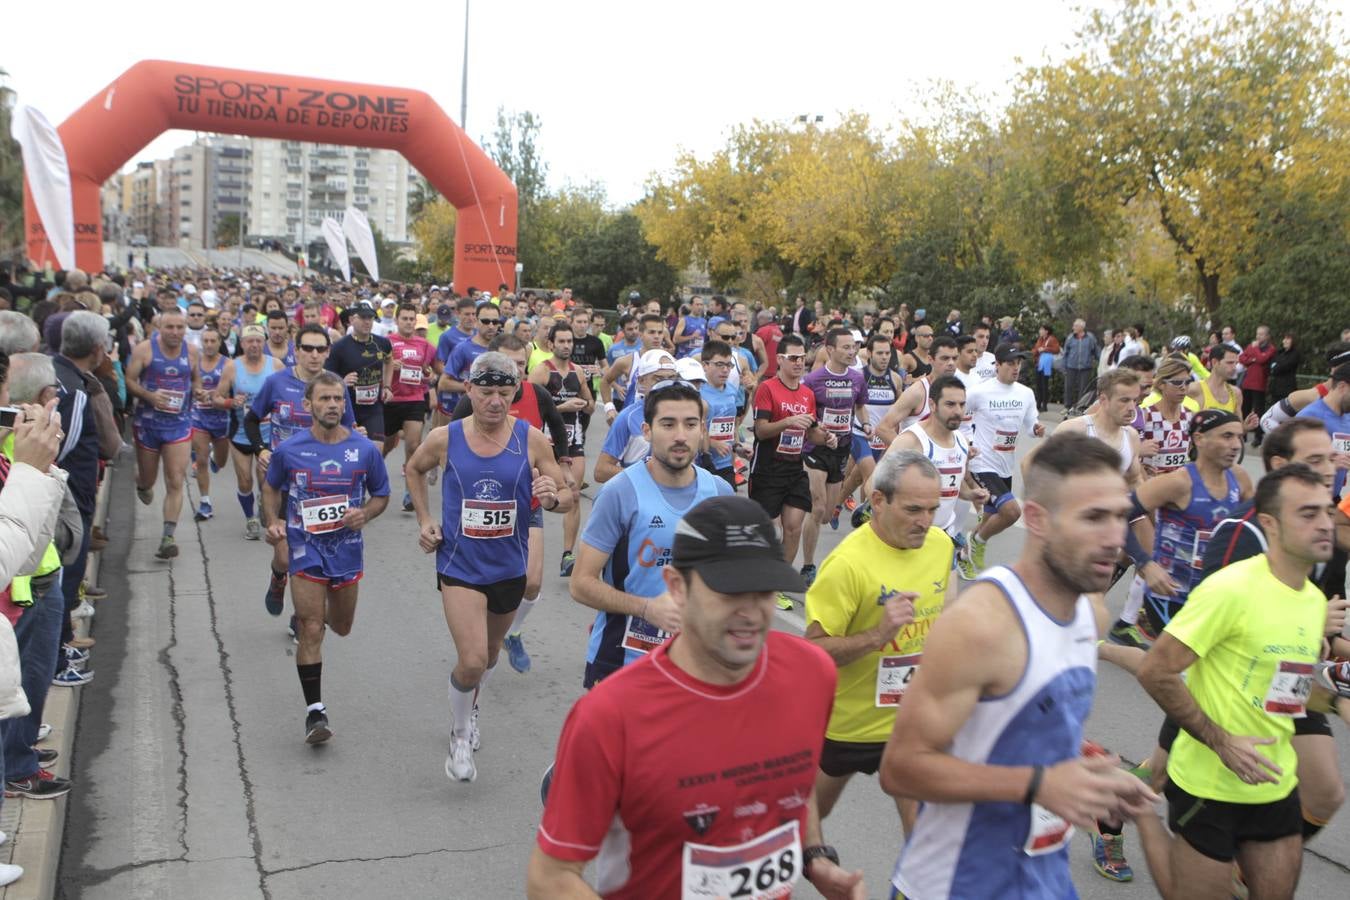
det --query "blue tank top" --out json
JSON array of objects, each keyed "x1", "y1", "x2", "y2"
[
  {"x1": 192, "y1": 355, "x2": 230, "y2": 429},
  {"x1": 1147, "y1": 463, "x2": 1242, "y2": 621},
  {"x1": 231, "y1": 358, "x2": 274, "y2": 446},
  {"x1": 583, "y1": 463, "x2": 725, "y2": 686},
  {"x1": 677, "y1": 315, "x2": 707, "y2": 359},
  {"x1": 137, "y1": 336, "x2": 193, "y2": 426},
  {"x1": 437, "y1": 418, "x2": 533, "y2": 583},
  {"x1": 264, "y1": 341, "x2": 297, "y2": 367}
]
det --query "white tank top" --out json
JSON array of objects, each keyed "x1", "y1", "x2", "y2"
[
  {"x1": 904, "y1": 422, "x2": 969, "y2": 536},
  {"x1": 899, "y1": 376, "x2": 932, "y2": 433},
  {"x1": 1081, "y1": 415, "x2": 1134, "y2": 474},
  {"x1": 893, "y1": 565, "x2": 1097, "y2": 900}
]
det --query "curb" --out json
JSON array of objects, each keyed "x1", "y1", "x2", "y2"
[{"x1": 0, "y1": 460, "x2": 114, "y2": 900}]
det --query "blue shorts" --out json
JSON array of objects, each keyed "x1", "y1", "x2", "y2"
[
  {"x1": 850, "y1": 432, "x2": 877, "y2": 464},
  {"x1": 294, "y1": 567, "x2": 362, "y2": 590},
  {"x1": 191, "y1": 415, "x2": 231, "y2": 441},
  {"x1": 135, "y1": 418, "x2": 193, "y2": 451},
  {"x1": 529, "y1": 505, "x2": 544, "y2": 529}
]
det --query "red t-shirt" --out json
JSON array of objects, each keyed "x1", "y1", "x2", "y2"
[
  {"x1": 537, "y1": 633, "x2": 835, "y2": 900},
  {"x1": 387, "y1": 334, "x2": 435, "y2": 403},
  {"x1": 756, "y1": 325, "x2": 783, "y2": 378},
  {"x1": 751, "y1": 377, "x2": 817, "y2": 472}
]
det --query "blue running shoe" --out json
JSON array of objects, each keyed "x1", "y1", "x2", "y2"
[
  {"x1": 208, "y1": 457, "x2": 221, "y2": 474},
  {"x1": 1090, "y1": 831, "x2": 1133, "y2": 882},
  {"x1": 560, "y1": 552, "x2": 576, "y2": 577},
  {"x1": 402, "y1": 491, "x2": 414, "y2": 512},
  {"x1": 193, "y1": 499, "x2": 214, "y2": 521},
  {"x1": 504, "y1": 632, "x2": 531, "y2": 673},
  {"x1": 265, "y1": 570, "x2": 287, "y2": 617},
  {"x1": 800, "y1": 564, "x2": 817, "y2": 588},
  {"x1": 829, "y1": 505, "x2": 841, "y2": 530}
]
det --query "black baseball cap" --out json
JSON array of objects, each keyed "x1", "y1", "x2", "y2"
[
  {"x1": 994, "y1": 343, "x2": 1028, "y2": 363},
  {"x1": 351, "y1": 302, "x2": 376, "y2": 318},
  {"x1": 672, "y1": 497, "x2": 806, "y2": 594},
  {"x1": 436, "y1": 303, "x2": 454, "y2": 318}
]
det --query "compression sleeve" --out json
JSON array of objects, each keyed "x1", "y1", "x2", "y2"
[{"x1": 244, "y1": 410, "x2": 265, "y2": 453}]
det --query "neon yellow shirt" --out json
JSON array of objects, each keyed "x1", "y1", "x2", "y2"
[
  {"x1": 1141, "y1": 392, "x2": 1200, "y2": 412},
  {"x1": 527, "y1": 346, "x2": 551, "y2": 374},
  {"x1": 805, "y1": 524, "x2": 953, "y2": 743},
  {"x1": 1199, "y1": 378, "x2": 1239, "y2": 413},
  {"x1": 1166, "y1": 554, "x2": 1324, "y2": 803}
]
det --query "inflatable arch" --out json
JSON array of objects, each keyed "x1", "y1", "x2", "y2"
[{"x1": 23, "y1": 60, "x2": 517, "y2": 289}]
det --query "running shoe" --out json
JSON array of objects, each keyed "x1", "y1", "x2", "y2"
[
  {"x1": 72, "y1": 600, "x2": 95, "y2": 620},
  {"x1": 193, "y1": 499, "x2": 214, "y2": 521},
  {"x1": 954, "y1": 541, "x2": 977, "y2": 581},
  {"x1": 829, "y1": 505, "x2": 842, "y2": 530},
  {"x1": 265, "y1": 571, "x2": 287, "y2": 616},
  {"x1": 136, "y1": 486, "x2": 153, "y2": 506},
  {"x1": 34, "y1": 748, "x2": 58, "y2": 767},
  {"x1": 1090, "y1": 831, "x2": 1133, "y2": 882},
  {"x1": 304, "y1": 709, "x2": 332, "y2": 745},
  {"x1": 208, "y1": 457, "x2": 221, "y2": 474},
  {"x1": 560, "y1": 551, "x2": 576, "y2": 577},
  {"x1": 402, "y1": 491, "x2": 414, "y2": 512},
  {"x1": 850, "y1": 500, "x2": 872, "y2": 529},
  {"x1": 843, "y1": 496, "x2": 858, "y2": 512},
  {"x1": 446, "y1": 736, "x2": 476, "y2": 782},
  {"x1": 4, "y1": 768, "x2": 72, "y2": 799},
  {"x1": 968, "y1": 535, "x2": 987, "y2": 571},
  {"x1": 62, "y1": 645, "x2": 90, "y2": 668},
  {"x1": 36, "y1": 724, "x2": 51, "y2": 742},
  {"x1": 52, "y1": 666, "x2": 93, "y2": 687},
  {"x1": 503, "y1": 633, "x2": 531, "y2": 673},
  {"x1": 244, "y1": 517, "x2": 262, "y2": 541},
  {"x1": 427, "y1": 467, "x2": 438, "y2": 487},
  {"x1": 288, "y1": 615, "x2": 298, "y2": 644},
  {"x1": 775, "y1": 594, "x2": 795, "y2": 611},
  {"x1": 1315, "y1": 660, "x2": 1350, "y2": 699},
  {"x1": 155, "y1": 536, "x2": 178, "y2": 560},
  {"x1": 800, "y1": 564, "x2": 817, "y2": 588},
  {"x1": 470, "y1": 704, "x2": 481, "y2": 752},
  {"x1": 539, "y1": 762, "x2": 555, "y2": 805},
  {"x1": 1108, "y1": 621, "x2": 1151, "y2": 651}
]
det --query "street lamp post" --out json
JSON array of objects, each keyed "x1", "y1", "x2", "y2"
[{"x1": 515, "y1": 261, "x2": 523, "y2": 295}]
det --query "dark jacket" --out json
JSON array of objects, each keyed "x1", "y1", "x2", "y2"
[
  {"x1": 1268, "y1": 347, "x2": 1301, "y2": 402},
  {"x1": 52, "y1": 355, "x2": 101, "y2": 519}
]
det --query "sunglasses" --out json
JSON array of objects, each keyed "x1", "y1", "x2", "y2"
[
  {"x1": 297, "y1": 344, "x2": 328, "y2": 353},
  {"x1": 1161, "y1": 378, "x2": 1192, "y2": 388},
  {"x1": 781, "y1": 354, "x2": 806, "y2": 362},
  {"x1": 479, "y1": 318, "x2": 501, "y2": 325}
]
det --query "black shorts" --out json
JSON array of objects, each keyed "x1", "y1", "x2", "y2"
[
  {"x1": 353, "y1": 403, "x2": 386, "y2": 441},
  {"x1": 803, "y1": 444, "x2": 849, "y2": 484},
  {"x1": 972, "y1": 471, "x2": 1016, "y2": 514},
  {"x1": 819, "y1": 738, "x2": 885, "y2": 777},
  {"x1": 748, "y1": 466, "x2": 812, "y2": 519},
  {"x1": 384, "y1": 400, "x2": 428, "y2": 435},
  {"x1": 230, "y1": 439, "x2": 259, "y2": 456},
  {"x1": 1295, "y1": 709, "x2": 1333, "y2": 738},
  {"x1": 437, "y1": 573, "x2": 528, "y2": 616},
  {"x1": 699, "y1": 462, "x2": 737, "y2": 489},
  {"x1": 1165, "y1": 780, "x2": 1302, "y2": 862}
]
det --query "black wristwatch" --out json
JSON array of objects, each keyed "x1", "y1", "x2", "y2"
[{"x1": 802, "y1": 844, "x2": 839, "y2": 875}]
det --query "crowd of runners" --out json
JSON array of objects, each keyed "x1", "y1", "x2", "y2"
[{"x1": 2, "y1": 264, "x2": 1349, "y2": 898}]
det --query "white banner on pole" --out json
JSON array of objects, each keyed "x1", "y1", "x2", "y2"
[
  {"x1": 321, "y1": 218, "x2": 351, "y2": 282},
  {"x1": 11, "y1": 106, "x2": 76, "y2": 270},
  {"x1": 343, "y1": 206, "x2": 379, "y2": 282}
]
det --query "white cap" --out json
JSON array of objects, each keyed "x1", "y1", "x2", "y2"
[
  {"x1": 183, "y1": 284, "x2": 197, "y2": 294},
  {"x1": 381, "y1": 297, "x2": 397, "y2": 308},
  {"x1": 200, "y1": 289, "x2": 219, "y2": 308},
  {"x1": 675, "y1": 357, "x2": 706, "y2": 383},
  {"x1": 132, "y1": 280, "x2": 144, "y2": 289},
  {"x1": 635, "y1": 349, "x2": 677, "y2": 378}
]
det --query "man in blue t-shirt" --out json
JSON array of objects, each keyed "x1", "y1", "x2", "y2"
[
  {"x1": 595, "y1": 349, "x2": 677, "y2": 483},
  {"x1": 570, "y1": 382, "x2": 733, "y2": 687},
  {"x1": 262, "y1": 371, "x2": 390, "y2": 744},
  {"x1": 605, "y1": 314, "x2": 642, "y2": 366},
  {"x1": 699, "y1": 339, "x2": 743, "y2": 487},
  {"x1": 1296, "y1": 363, "x2": 1350, "y2": 498},
  {"x1": 433, "y1": 296, "x2": 480, "y2": 423},
  {"x1": 438, "y1": 304, "x2": 502, "y2": 420}
]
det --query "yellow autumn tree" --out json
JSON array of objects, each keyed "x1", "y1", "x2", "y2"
[{"x1": 410, "y1": 199, "x2": 457, "y2": 280}]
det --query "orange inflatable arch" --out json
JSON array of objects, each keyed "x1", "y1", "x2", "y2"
[{"x1": 23, "y1": 60, "x2": 517, "y2": 289}]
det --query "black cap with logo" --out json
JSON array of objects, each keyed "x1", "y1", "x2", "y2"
[
  {"x1": 672, "y1": 496, "x2": 805, "y2": 594},
  {"x1": 351, "y1": 301, "x2": 376, "y2": 318},
  {"x1": 994, "y1": 343, "x2": 1028, "y2": 363}
]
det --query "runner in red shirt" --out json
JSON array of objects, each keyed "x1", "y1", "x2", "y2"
[
  {"x1": 383, "y1": 305, "x2": 438, "y2": 512},
  {"x1": 756, "y1": 311, "x2": 784, "y2": 379},
  {"x1": 529, "y1": 496, "x2": 866, "y2": 900},
  {"x1": 750, "y1": 334, "x2": 836, "y2": 609}
]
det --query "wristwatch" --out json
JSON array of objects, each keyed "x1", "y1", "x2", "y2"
[{"x1": 802, "y1": 844, "x2": 839, "y2": 875}]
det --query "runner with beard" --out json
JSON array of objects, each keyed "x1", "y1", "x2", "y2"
[{"x1": 530, "y1": 321, "x2": 593, "y2": 577}]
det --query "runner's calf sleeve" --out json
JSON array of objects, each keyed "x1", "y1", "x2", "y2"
[
  {"x1": 1119, "y1": 576, "x2": 1146, "y2": 626},
  {"x1": 510, "y1": 597, "x2": 537, "y2": 633},
  {"x1": 238, "y1": 491, "x2": 255, "y2": 517},
  {"x1": 298, "y1": 662, "x2": 322, "y2": 706},
  {"x1": 448, "y1": 675, "x2": 475, "y2": 739}
]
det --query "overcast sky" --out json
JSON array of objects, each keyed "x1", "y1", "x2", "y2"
[{"x1": 6, "y1": 0, "x2": 1341, "y2": 206}]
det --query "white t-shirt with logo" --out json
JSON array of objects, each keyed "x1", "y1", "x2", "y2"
[
  {"x1": 967, "y1": 378, "x2": 1039, "y2": 479},
  {"x1": 974, "y1": 352, "x2": 997, "y2": 381}
]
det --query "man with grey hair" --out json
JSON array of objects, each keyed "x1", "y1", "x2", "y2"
[
  {"x1": 1, "y1": 352, "x2": 85, "y2": 798},
  {"x1": 53, "y1": 311, "x2": 109, "y2": 683},
  {"x1": 0, "y1": 311, "x2": 41, "y2": 356},
  {"x1": 804, "y1": 449, "x2": 955, "y2": 836},
  {"x1": 1063, "y1": 318, "x2": 1100, "y2": 409}
]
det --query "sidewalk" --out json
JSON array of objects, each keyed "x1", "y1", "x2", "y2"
[{"x1": 0, "y1": 462, "x2": 114, "y2": 900}]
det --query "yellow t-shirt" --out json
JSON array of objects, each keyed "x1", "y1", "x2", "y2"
[
  {"x1": 1199, "y1": 379, "x2": 1239, "y2": 413},
  {"x1": 1165, "y1": 554, "x2": 1325, "y2": 803},
  {"x1": 1141, "y1": 392, "x2": 1200, "y2": 412},
  {"x1": 805, "y1": 524, "x2": 954, "y2": 744},
  {"x1": 527, "y1": 346, "x2": 551, "y2": 374}
]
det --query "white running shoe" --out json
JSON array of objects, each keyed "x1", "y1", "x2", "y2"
[
  {"x1": 36, "y1": 723, "x2": 51, "y2": 742},
  {"x1": 445, "y1": 736, "x2": 476, "y2": 782},
  {"x1": 0, "y1": 863, "x2": 20, "y2": 886}
]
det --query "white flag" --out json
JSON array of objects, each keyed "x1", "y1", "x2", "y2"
[
  {"x1": 321, "y1": 218, "x2": 351, "y2": 282},
  {"x1": 343, "y1": 206, "x2": 379, "y2": 282},
  {"x1": 11, "y1": 106, "x2": 75, "y2": 270}
]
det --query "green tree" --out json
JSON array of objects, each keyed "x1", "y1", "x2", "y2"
[
  {"x1": 215, "y1": 214, "x2": 241, "y2": 247},
  {"x1": 558, "y1": 210, "x2": 676, "y2": 307},
  {"x1": 406, "y1": 174, "x2": 440, "y2": 220},
  {"x1": 410, "y1": 199, "x2": 457, "y2": 279},
  {"x1": 0, "y1": 68, "x2": 25, "y2": 260}
]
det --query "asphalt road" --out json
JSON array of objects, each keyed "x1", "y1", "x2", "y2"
[{"x1": 59, "y1": 416, "x2": 1350, "y2": 899}]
